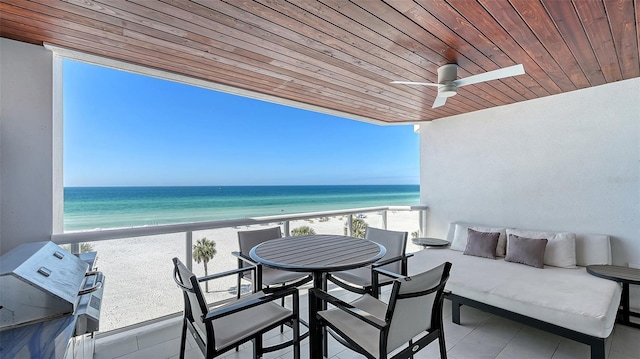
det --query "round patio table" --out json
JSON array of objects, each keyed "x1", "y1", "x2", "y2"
[
  {"x1": 587, "y1": 265, "x2": 640, "y2": 329},
  {"x1": 250, "y1": 234, "x2": 386, "y2": 359}
]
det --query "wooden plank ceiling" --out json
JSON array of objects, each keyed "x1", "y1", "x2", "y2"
[{"x1": 1, "y1": 0, "x2": 639, "y2": 124}]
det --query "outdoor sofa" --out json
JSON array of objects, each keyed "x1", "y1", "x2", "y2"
[{"x1": 409, "y1": 221, "x2": 622, "y2": 359}]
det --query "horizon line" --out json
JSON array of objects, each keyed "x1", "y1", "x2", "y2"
[{"x1": 64, "y1": 183, "x2": 420, "y2": 188}]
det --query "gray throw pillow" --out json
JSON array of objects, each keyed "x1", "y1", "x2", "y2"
[
  {"x1": 505, "y1": 234, "x2": 548, "y2": 268},
  {"x1": 463, "y1": 228, "x2": 500, "y2": 259}
]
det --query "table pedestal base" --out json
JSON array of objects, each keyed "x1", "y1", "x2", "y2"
[{"x1": 618, "y1": 283, "x2": 640, "y2": 329}]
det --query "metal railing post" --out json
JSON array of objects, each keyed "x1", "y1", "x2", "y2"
[
  {"x1": 347, "y1": 214, "x2": 353, "y2": 236},
  {"x1": 382, "y1": 210, "x2": 388, "y2": 229},
  {"x1": 186, "y1": 231, "x2": 193, "y2": 271},
  {"x1": 284, "y1": 220, "x2": 290, "y2": 236},
  {"x1": 419, "y1": 209, "x2": 427, "y2": 237}
]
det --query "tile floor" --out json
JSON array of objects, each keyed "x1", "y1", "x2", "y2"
[{"x1": 94, "y1": 285, "x2": 640, "y2": 359}]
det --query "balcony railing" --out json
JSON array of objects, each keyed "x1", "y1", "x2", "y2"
[{"x1": 51, "y1": 205, "x2": 427, "y2": 332}]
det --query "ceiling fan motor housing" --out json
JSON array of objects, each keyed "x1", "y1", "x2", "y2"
[
  {"x1": 438, "y1": 64, "x2": 458, "y2": 82},
  {"x1": 438, "y1": 64, "x2": 458, "y2": 97}
]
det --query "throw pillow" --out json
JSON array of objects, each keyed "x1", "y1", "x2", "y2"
[
  {"x1": 505, "y1": 234, "x2": 548, "y2": 268},
  {"x1": 506, "y1": 229, "x2": 576, "y2": 268},
  {"x1": 451, "y1": 223, "x2": 507, "y2": 256},
  {"x1": 463, "y1": 229, "x2": 500, "y2": 259},
  {"x1": 472, "y1": 226, "x2": 507, "y2": 257}
]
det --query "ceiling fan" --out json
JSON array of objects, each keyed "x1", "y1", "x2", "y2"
[{"x1": 391, "y1": 64, "x2": 525, "y2": 109}]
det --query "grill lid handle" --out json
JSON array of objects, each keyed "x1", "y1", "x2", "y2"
[{"x1": 79, "y1": 271, "x2": 104, "y2": 295}]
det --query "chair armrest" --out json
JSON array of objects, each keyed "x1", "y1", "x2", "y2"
[
  {"x1": 371, "y1": 252, "x2": 413, "y2": 268},
  {"x1": 197, "y1": 265, "x2": 256, "y2": 283},
  {"x1": 372, "y1": 267, "x2": 404, "y2": 280},
  {"x1": 371, "y1": 254, "x2": 403, "y2": 267},
  {"x1": 231, "y1": 251, "x2": 259, "y2": 266},
  {"x1": 310, "y1": 288, "x2": 387, "y2": 329},
  {"x1": 204, "y1": 287, "x2": 298, "y2": 322},
  {"x1": 173, "y1": 262, "x2": 258, "y2": 292}
]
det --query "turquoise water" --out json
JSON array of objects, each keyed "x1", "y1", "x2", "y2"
[{"x1": 64, "y1": 185, "x2": 420, "y2": 231}]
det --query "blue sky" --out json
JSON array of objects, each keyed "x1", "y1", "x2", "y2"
[{"x1": 63, "y1": 59, "x2": 419, "y2": 186}]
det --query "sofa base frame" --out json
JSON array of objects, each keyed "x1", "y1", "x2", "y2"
[{"x1": 446, "y1": 293, "x2": 606, "y2": 359}]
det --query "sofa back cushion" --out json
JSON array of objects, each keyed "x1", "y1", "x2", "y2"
[
  {"x1": 446, "y1": 222, "x2": 612, "y2": 267},
  {"x1": 575, "y1": 233, "x2": 611, "y2": 266}
]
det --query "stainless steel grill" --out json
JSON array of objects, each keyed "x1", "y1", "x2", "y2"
[{"x1": 0, "y1": 241, "x2": 104, "y2": 333}]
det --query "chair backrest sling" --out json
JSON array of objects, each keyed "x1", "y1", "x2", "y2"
[
  {"x1": 365, "y1": 227, "x2": 408, "y2": 274},
  {"x1": 238, "y1": 227, "x2": 282, "y2": 268},
  {"x1": 173, "y1": 258, "x2": 213, "y2": 348},
  {"x1": 385, "y1": 262, "x2": 451, "y2": 353}
]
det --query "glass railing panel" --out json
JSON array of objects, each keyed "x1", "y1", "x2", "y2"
[
  {"x1": 189, "y1": 228, "x2": 243, "y2": 303},
  {"x1": 53, "y1": 206, "x2": 427, "y2": 333},
  {"x1": 289, "y1": 216, "x2": 347, "y2": 236},
  {"x1": 385, "y1": 210, "x2": 424, "y2": 253},
  {"x1": 90, "y1": 233, "x2": 184, "y2": 331}
]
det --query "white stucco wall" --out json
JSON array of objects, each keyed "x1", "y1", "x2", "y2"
[
  {"x1": 420, "y1": 77, "x2": 640, "y2": 306},
  {"x1": 0, "y1": 38, "x2": 55, "y2": 254}
]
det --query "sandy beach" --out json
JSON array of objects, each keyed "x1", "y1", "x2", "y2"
[{"x1": 91, "y1": 211, "x2": 425, "y2": 332}]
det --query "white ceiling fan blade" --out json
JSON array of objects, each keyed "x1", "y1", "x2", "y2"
[
  {"x1": 454, "y1": 64, "x2": 525, "y2": 87},
  {"x1": 432, "y1": 95, "x2": 448, "y2": 108},
  {"x1": 390, "y1": 81, "x2": 440, "y2": 87}
]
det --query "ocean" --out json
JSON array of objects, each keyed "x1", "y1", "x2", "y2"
[{"x1": 64, "y1": 185, "x2": 420, "y2": 231}]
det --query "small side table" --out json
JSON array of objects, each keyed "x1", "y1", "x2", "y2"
[
  {"x1": 587, "y1": 265, "x2": 640, "y2": 329},
  {"x1": 411, "y1": 237, "x2": 450, "y2": 249}
]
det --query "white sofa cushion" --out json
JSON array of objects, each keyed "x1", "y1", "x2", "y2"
[
  {"x1": 506, "y1": 229, "x2": 577, "y2": 268},
  {"x1": 575, "y1": 233, "x2": 612, "y2": 266},
  {"x1": 451, "y1": 223, "x2": 507, "y2": 256},
  {"x1": 409, "y1": 249, "x2": 621, "y2": 339}
]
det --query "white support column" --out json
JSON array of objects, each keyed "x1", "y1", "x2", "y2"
[
  {"x1": 52, "y1": 53, "x2": 64, "y2": 235},
  {"x1": 186, "y1": 231, "x2": 193, "y2": 271},
  {"x1": 382, "y1": 210, "x2": 388, "y2": 229},
  {"x1": 419, "y1": 210, "x2": 427, "y2": 237}
]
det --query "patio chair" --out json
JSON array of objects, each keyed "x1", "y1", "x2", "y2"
[
  {"x1": 172, "y1": 257, "x2": 301, "y2": 359},
  {"x1": 326, "y1": 227, "x2": 411, "y2": 298},
  {"x1": 233, "y1": 227, "x2": 312, "y2": 298},
  {"x1": 310, "y1": 261, "x2": 452, "y2": 359}
]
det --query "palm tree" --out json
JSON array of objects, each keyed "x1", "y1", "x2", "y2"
[
  {"x1": 193, "y1": 237, "x2": 217, "y2": 292},
  {"x1": 344, "y1": 217, "x2": 368, "y2": 238},
  {"x1": 291, "y1": 226, "x2": 316, "y2": 236}
]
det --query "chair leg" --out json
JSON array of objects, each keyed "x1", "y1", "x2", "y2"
[
  {"x1": 236, "y1": 274, "x2": 242, "y2": 353},
  {"x1": 236, "y1": 273, "x2": 243, "y2": 352},
  {"x1": 322, "y1": 274, "x2": 328, "y2": 357},
  {"x1": 252, "y1": 338, "x2": 259, "y2": 359},
  {"x1": 293, "y1": 318, "x2": 300, "y2": 359},
  {"x1": 280, "y1": 284, "x2": 285, "y2": 333},
  {"x1": 438, "y1": 329, "x2": 447, "y2": 359},
  {"x1": 179, "y1": 318, "x2": 187, "y2": 359}
]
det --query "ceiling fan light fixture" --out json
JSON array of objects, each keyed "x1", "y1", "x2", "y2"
[{"x1": 438, "y1": 83, "x2": 457, "y2": 97}]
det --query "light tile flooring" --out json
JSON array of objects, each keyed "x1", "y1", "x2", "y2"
[{"x1": 94, "y1": 285, "x2": 640, "y2": 359}]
